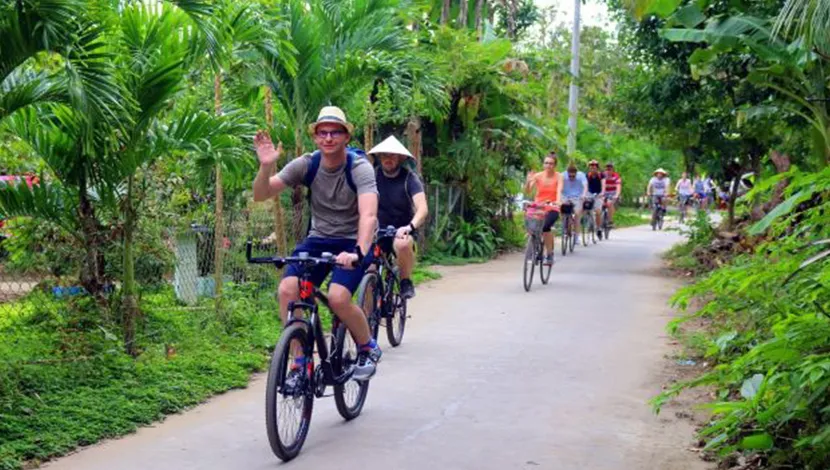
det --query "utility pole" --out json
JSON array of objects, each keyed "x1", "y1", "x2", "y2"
[{"x1": 567, "y1": 0, "x2": 581, "y2": 156}]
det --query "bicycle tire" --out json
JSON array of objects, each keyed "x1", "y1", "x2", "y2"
[
  {"x1": 560, "y1": 218, "x2": 568, "y2": 256},
  {"x1": 333, "y1": 322, "x2": 370, "y2": 420},
  {"x1": 356, "y1": 273, "x2": 380, "y2": 341},
  {"x1": 523, "y1": 237, "x2": 536, "y2": 292},
  {"x1": 265, "y1": 323, "x2": 314, "y2": 462},
  {"x1": 386, "y1": 291, "x2": 407, "y2": 347},
  {"x1": 658, "y1": 209, "x2": 665, "y2": 230},
  {"x1": 538, "y1": 237, "x2": 552, "y2": 285},
  {"x1": 581, "y1": 214, "x2": 588, "y2": 246},
  {"x1": 602, "y1": 210, "x2": 610, "y2": 240},
  {"x1": 569, "y1": 217, "x2": 576, "y2": 253}
]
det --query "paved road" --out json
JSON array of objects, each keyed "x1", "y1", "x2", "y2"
[{"x1": 43, "y1": 224, "x2": 710, "y2": 470}]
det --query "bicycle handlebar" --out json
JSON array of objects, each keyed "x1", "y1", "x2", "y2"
[
  {"x1": 376, "y1": 225, "x2": 399, "y2": 240},
  {"x1": 245, "y1": 240, "x2": 356, "y2": 268}
]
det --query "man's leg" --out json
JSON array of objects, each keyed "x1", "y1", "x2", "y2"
[
  {"x1": 394, "y1": 236, "x2": 416, "y2": 299},
  {"x1": 608, "y1": 197, "x2": 616, "y2": 223},
  {"x1": 329, "y1": 262, "x2": 382, "y2": 381}
]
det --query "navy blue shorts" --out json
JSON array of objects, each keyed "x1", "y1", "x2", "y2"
[{"x1": 283, "y1": 237, "x2": 373, "y2": 293}]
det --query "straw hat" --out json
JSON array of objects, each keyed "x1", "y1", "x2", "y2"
[
  {"x1": 368, "y1": 136, "x2": 413, "y2": 159},
  {"x1": 654, "y1": 168, "x2": 668, "y2": 175},
  {"x1": 308, "y1": 106, "x2": 354, "y2": 135}
]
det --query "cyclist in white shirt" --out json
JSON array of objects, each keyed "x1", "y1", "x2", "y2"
[{"x1": 646, "y1": 168, "x2": 671, "y2": 212}]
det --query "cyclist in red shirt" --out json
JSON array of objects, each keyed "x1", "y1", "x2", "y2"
[{"x1": 603, "y1": 162, "x2": 622, "y2": 226}]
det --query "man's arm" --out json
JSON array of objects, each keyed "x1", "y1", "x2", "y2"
[
  {"x1": 616, "y1": 177, "x2": 622, "y2": 198},
  {"x1": 580, "y1": 173, "x2": 588, "y2": 198},
  {"x1": 410, "y1": 192, "x2": 428, "y2": 229},
  {"x1": 356, "y1": 192, "x2": 378, "y2": 256},
  {"x1": 253, "y1": 165, "x2": 288, "y2": 201}
]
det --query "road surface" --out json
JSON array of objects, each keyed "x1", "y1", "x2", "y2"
[{"x1": 42, "y1": 224, "x2": 710, "y2": 470}]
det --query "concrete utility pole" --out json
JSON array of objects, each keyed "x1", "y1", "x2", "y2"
[{"x1": 567, "y1": 0, "x2": 581, "y2": 156}]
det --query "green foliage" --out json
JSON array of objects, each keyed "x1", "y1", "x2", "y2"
[
  {"x1": 655, "y1": 169, "x2": 830, "y2": 467},
  {"x1": 447, "y1": 216, "x2": 500, "y2": 259},
  {"x1": 0, "y1": 286, "x2": 280, "y2": 470}
]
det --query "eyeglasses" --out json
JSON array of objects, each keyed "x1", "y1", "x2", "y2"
[{"x1": 315, "y1": 129, "x2": 347, "y2": 139}]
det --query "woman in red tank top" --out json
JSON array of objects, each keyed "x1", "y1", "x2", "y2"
[{"x1": 524, "y1": 152, "x2": 562, "y2": 265}]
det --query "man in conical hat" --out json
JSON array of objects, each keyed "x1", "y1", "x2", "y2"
[{"x1": 368, "y1": 136, "x2": 428, "y2": 300}]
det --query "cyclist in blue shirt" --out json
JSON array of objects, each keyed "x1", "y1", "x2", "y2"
[{"x1": 559, "y1": 163, "x2": 589, "y2": 235}]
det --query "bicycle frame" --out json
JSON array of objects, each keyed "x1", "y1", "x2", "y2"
[
  {"x1": 371, "y1": 228, "x2": 400, "y2": 319},
  {"x1": 246, "y1": 242, "x2": 354, "y2": 390}
]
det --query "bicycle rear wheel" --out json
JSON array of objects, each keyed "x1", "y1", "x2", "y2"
[
  {"x1": 538, "y1": 237, "x2": 552, "y2": 285},
  {"x1": 523, "y1": 237, "x2": 536, "y2": 292},
  {"x1": 265, "y1": 323, "x2": 314, "y2": 462},
  {"x1": 333, "y1": 322, "x2": 370, "y2": 420},
  {"x1": 386, "y1": 290, "x2": 407, "y2": 347},
  {"x1": 356, "y1": 273, "x2": 380, "y2": 340},
  {"x1": 581, "y1": 214, "x2": 588, "y2": 246},
  {"x1": 569, "y1": 218, "x2": 576, "y2": 253}
]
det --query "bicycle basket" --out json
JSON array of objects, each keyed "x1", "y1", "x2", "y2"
[
  {"x1": 560, "y1": 202, "x2": 574, "y2": 215},
  {"x1": 524, "y1": 208, "x2": 545, "y2": 234}
]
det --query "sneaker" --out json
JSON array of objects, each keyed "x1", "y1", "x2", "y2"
[
  {"x1": 352, "y1": 343, "x2": 382, "y2": 382},
  {"x1": 400, "y1": 278, "x2": 415, "y2": 300},
  {"x1": 544, "y1": 253, "x2": 554, "y2": 266},
  {"x1": 282, "y1": 359, "x2": 307, "y2": 395}
]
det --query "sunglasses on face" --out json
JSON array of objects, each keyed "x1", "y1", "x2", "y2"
[{"x1": 315, "y1": 129, "x2": 347, "y2": 139}]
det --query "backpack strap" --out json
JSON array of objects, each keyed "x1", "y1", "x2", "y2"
[
  {"x1": 344, "y1": 151, "x2": 356, "y2": 194},
  {"x1": 303, "y1": 152, "x2": 322, "y2": 189}
]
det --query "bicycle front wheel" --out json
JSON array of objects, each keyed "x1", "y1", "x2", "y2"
[
  {"x1": 560, "y1": 219, "x2": 568, "y2": 256},
  {"x1": 265, "y1": 323, "x2": 314, "y2": 462},
  {"x1": 356, "y1": 273, "x2": 380, "y2": 341},
  {"x1": 581, "y1": 215, "x2": 588, "y2": 246},
  {"x1": 538, "y1": 237, "x2": 552, "y2": 285},
  {"x1": 386, "y1": 290, "x2": 407, "y2": 347},
  {"x1": 333, "y1": 322, "x2": 370, "y2": 420},
  {"x1": 523, "y1": 237, "x2": 536, "y2": 292}
]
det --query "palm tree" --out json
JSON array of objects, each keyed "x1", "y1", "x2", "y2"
[{"x1": 267, "y1": 0, "x2": 412, "y2": 242}]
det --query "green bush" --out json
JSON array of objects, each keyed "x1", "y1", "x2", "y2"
[
  {"x1": 654, "y1": 169, "x2": 830, "y2": 468},
  {"x1": 447, "y1": 216, "x2": 501, "y2": 259}
]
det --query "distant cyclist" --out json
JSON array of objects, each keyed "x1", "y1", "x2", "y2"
[
  {"x1": 646, "y1": 168, "x2": 671, "y2": 212},
  {"x1": 602, "y1": 162, "x2": 622, "y2": 226},
  {"x1": 675, "y1": 171, "x2": 693, "y2": 215},
  {"x1": 524, "y1": 151, "x2": 562, "y2": 265},
  {"x1": 585, "y1": 160, "x2": 605, "y2": 239},
  {"x1": 560, "y1": 163, "x2": 588, "y2": 235},
  {"x1": 367, "y1": 136, "x2": 428, "y2": 300}
]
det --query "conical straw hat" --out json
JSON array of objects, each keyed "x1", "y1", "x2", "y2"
[{"x1": 368, "y1": 136, "x2": 413, "y2": 159}]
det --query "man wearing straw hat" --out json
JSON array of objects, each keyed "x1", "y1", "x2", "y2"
[
  {"x1": 368, "y1": 136, "x2": 428, "y2": 300},
  {"x1": 252, "y1": 106, "x2": 382, "y2": 381}
]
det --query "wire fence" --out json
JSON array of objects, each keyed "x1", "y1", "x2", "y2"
[{"x1": 0, "y1": 183, "x2": 469, "y2": 317}]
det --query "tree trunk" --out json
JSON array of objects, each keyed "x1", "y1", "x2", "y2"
[
  {"x1": 458, "y1": 0, "x2": 469, "y2": 27},
  {"x1": 474, "y1": 0, "x2": 484, "y2": 39},
  {"x1": 213, "y1": 73, "x2": 225, "y2": 315},
  {"x1": 487, "y1": 0, "x2": 495, "y2": 24},
  {"x1": 441, "y1": 0, "x2": 451, "y2": 25},
  {"x1": 501, "y1": 0, "x2": 517, "y2": 39},
  {"x1": 122, "y1": 174, "x2": 139, "y2": 356},
  {"x1": 364, "y1": 97, "x2": 374, "y2": 152},
  {"x1": 292, "y1": 128, "x2": 305, "y2": 243},
  {"x1": 405, "y1": 115, "x2": 422, "y2": 174},
  {"x1": 78, "y1": 180, "x2": 105, "y2": 297},
  {"x1": 264, "y1": 87, "x2": 287, "y2": 256}
]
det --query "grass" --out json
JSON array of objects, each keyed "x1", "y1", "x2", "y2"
[
  {"x1": 613, "y1": 207, "x2": 652, "y2": 228},
  {"x1": 0, "y1": 265, "x2": 441, "y2": 470}
]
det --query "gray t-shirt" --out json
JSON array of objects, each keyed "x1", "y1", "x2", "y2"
[{"x1": 278, "y1": 153, "x2": 377, "y2": 239}]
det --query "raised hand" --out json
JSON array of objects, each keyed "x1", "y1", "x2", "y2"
[{"x1": 254, "y1": 130, "x2": 283, "y2": 166}]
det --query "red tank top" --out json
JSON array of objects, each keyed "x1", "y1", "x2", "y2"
[{"x1": 534, "y1": 172, "x2": 560, "y2": 210}]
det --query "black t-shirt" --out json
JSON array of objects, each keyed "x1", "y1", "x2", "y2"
[
  {"x1": 376, "y1": 167, "x2": 424, "y2": 229},
  {"x1": 587, "y1": 172, "x2": 604, "y2": 194}
]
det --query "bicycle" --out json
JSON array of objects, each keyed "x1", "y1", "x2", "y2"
[
  {"x1": 600, "y1": 195, "x2": 614, "y2": 241},
  {"x1": 650, "y1": 195, "x2": 666, "y2": 231},
  {"x1": 522, "y1": 203, "x2": 553, "y2": 292},
  {"x1": 560, "y1": 200, "x2": 578, "y2": 255},
  {"x1": 246, "y1": 242, "x2": 369, "y2": 462},
  {"x1": 678, "y1": 194, "x2": 691, "y2": 224},
  {"x1": 580, "y1": 196, "x2": 598, "y2": 246},
  {"x1": 358, "y1": 226, "x2": 408, "y2": 347}
]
